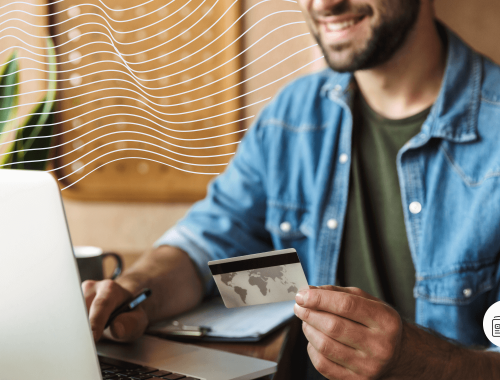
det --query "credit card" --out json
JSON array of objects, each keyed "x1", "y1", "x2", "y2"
[{"x1": 208, "y1": 248, "x2": 309, "y2": 308}]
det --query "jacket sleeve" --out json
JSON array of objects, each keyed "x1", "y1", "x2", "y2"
[{"x1": 154, "y1": 120, "x2": 273, "y2": 295}]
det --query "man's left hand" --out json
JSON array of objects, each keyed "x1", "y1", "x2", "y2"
[{"x1": 294, "y1": 285, "x2": 404, "y2": 379}]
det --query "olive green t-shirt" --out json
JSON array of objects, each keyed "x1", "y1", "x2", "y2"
[{"x1": 337, "y1": 92, "x2": 431, "y2": 321}]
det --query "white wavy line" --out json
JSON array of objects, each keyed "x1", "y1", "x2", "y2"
[
  {"x1": 2, "y1": 116, "x2": 254, "y2": 150},
  {"x1": 1, "y1": 26, "x2": 309, "y2": 103},
  {"x1": 1, "y1": 2, "x2": 312, "y2": 159},
  {"x1": 0, "y1": 1, "x2": 221, "y2": 76},
  {"x1": 0, "y1": 3, "x2": 297, "y2": 64},
  {"x1": 1, "y1": 50, "x2": 321, "y2": 129},
  {"x1": 1, "y1": 0, "x2": 300, "y2": 66},
  {"x1": 1, "y1": 53, "x2": 320, "y2": 144},
  {"x1": 7, "y1": 1, "x2": 299, "y2": 65},
  {"x1": 0, "y1": 93, "x2": 237, "y2": 116},
  {"x1": 1, "y1": 45, "x2": 317, "y2": 124},
  {"x1": 0, "y1": 53, "x2": 320, "y2": 140},
  {"x1": 0, "y1": 3, "x2": 216, "y2": 85},
  {"x1": 1, "y1": 26, "x2": 313, "y2": 106},
  {"x1": 0, "y1": 7, "x2": 305, "y2": 117},
  {"x1": 0, "y1": 0, "x2": 218, "y2": 68},
  {"x1": 0, "y1": 0, "x2": 64, "y2": 10},
  {"x1": 59, "y1": 139, "x2": 235, "y2": 167},
  {"x1": 0, "y1": 34, "x2": 315, "y2": 134},
  {"x1": 0, "y1": 14, "x2": 307, "y2": 115},
  {"x1": 0, "y1": 33, "x2": 311, "y2": 112},
  {"x1": 0, "y1": 1, "x2": 173, "y2": 24},
  {"x1": 4, "y1": 128, "x2": 245, "y2": 163},
  {"x1": 0, "y1": 45, "x2": 323, "y2": 147},
  {"x1": 0, "y1": 27, "x2": 311, "y2": 120},
  {"x1": 0, "y1": 95, "x2": 271, "y2": 131},
  {"x1": 55, "y1": 148, "x2": 228, "y2": 180},
  {"x1": 0, "y1": 0, "x2": 205, "y2": 46},
  {"x1": 2, "y1": 30, "x2": 308, "y2": 82},
  {"x1": 0, "y1": 52, "x2": 318, "y2": 148},
  {"x1": 7, "y1": 133, "x2": 240, "y2": 160},
  {"x1": 60, "y1": 156, "x2": 221, "y2": 191},
  {"x1": 0, "y1": 0, "x2": 153, "y2": 12},
  {"x1": 0, "y1": 111, "x2": 255, "y2": 141},
  {"x1": 1, "y1": 116, "x2": 255, "y2": 151},
  {"x1": 6, "y1": 138, "x2": 238, "y2": 173},
  {"x1": 0, "y1": 0, "x2": 316, "y2": 184}
]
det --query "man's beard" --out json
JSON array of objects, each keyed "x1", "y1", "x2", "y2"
[{"x1": 314, "y1": 0, "x2": 421, "y2": 73}]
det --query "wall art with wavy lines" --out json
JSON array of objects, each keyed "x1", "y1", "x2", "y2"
[{"x1": 46, "y1": 0, "x2": 241, "y2": 201}]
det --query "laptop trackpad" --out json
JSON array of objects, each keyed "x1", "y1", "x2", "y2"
[{"x1": 97, "y1": 335, "x2": 197, "y2": 363}]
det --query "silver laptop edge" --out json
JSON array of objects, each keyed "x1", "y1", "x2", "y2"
[{"x1": 0, "y1": 170, "x2": 276, "y2": 380}]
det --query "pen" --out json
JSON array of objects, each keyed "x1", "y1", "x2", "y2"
[{"x1": 105, "y1": 288, "x2": 152, "y2": 329}]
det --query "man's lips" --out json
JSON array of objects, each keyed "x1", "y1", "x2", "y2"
[{"x1": 320, "y1": 15, "x2": 366, "y2": 33}]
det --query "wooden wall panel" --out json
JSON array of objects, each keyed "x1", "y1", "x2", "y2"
[
  {"x1": 50, "y1": 0, "x2": 242, "y2": 202},
  {"x1": 435, "y1": 0, "x2": 500, "y2": 64}
]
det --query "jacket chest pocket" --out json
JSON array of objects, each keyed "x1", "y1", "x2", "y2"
[
  {"x1": 414, "y1": 261, "x2": 499, "y2": 347},
  {"x1": 265, "y1": 202, "x2": 312, "y2": 240},
  {"x1": 414, "y1": 263, "x2": 497, "y2": 305}
]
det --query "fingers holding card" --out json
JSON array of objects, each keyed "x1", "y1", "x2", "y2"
[{"x1": 209, "y1": 249, "x2": 309, "y2": 308}]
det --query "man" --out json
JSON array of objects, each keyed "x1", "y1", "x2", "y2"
[{"x1": 84, "y1": 0, "x2": 500, "y2": 378}]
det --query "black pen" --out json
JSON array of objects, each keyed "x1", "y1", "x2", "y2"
[{"x1": 105, "y1": 288, "x2": 152, "y2": 329}]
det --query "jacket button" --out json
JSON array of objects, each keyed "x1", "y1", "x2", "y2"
[
  {"x1": 339, "y1": 153, "x2": 349, "y2": 164},
  {"x1": 409, "y1": 201, "x2": 422, "y2": 214},
  {"x1": 463, "y1": 288, "x2": 472, "y2": 297},
  {"x1": 280, "y1": 222, "x2": 292, "y2": 232},
  {"x1": 327, "y1": 219, "x2": 338, "y2": 230}
]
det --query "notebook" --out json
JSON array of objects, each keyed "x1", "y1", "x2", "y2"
[{"x1": 148, "y1": 297, "x2": 296, "y2": 342}]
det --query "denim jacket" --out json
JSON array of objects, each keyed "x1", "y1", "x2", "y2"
[{"x1": 156, "y1": 28, "x2": 500, "y2": 351}]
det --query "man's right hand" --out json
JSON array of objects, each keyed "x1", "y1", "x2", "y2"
[
  {"x1": 82, "y1": 279, "x2": 149, "y2": 342},
  {"x1": 81, "y1": 246, "x2": 204, "y2": 343}
]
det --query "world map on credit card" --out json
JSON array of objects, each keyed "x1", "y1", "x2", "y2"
[{"x1": 208, "y1": 249, "x2": 309, "y2": 308}]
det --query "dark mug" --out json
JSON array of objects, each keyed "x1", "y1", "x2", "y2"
[{"x1": 73, "y1": 246, "x2": 123, "y2": 282}]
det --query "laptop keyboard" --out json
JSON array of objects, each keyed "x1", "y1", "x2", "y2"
[{"x1": 98, "y1": 355, "x2": 200, "y2": 380}]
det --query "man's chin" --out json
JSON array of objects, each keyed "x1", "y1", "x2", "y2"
[
  {"x1": 324, "y1": 53, "x2": 361, "y2": 73},
  {"x1": 323, "y1": 44, "x2": 383, "y2": 73},
  {"x1": 319, "y1": 41, "x2": 369, "y2": 73}
]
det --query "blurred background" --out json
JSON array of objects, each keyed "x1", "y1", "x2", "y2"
[{"x1": 0, "y1": 0, "x2": 498, "y2": 268}]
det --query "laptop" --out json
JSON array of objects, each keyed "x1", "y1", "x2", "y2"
[{"x1": 0, "y1": 169, "x2": 277, "y2": 380}]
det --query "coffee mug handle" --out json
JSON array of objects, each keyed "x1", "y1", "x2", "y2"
[{"x1": 101, "y1": 252, "x2": 123, "y2": 280}]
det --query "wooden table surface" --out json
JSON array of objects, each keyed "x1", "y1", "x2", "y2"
[{"x1": 103, "y1": 251, "x2": 293, "y2": 379}]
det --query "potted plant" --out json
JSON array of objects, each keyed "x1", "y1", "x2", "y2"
[{"x1": 0, "y1": 37, "x2": 57, "y2": 170}]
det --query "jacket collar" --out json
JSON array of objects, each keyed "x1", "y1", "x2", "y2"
[{"x1": 320, "y1": 25, "x2": 482, "y2": 143}]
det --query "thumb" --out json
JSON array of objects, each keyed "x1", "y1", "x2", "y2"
[{"x1": 108, "y1": 307, "x2": 149, "y2": 342}]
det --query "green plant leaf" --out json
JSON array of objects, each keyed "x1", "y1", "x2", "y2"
[
  {"x1": 0, "y1": 50, "x2": 19, "y2": 165},
  {"x1": 7, "y1": 37, "x2": 58, "y2": 170}
]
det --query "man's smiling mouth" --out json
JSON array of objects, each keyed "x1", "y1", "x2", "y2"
[{"x1": 324, "y1": 15, "x2": 366, "y2": 32}]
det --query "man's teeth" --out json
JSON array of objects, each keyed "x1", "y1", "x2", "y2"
[{"x1": 326, "y1": 18, "x2": 360, "y2": 31}]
